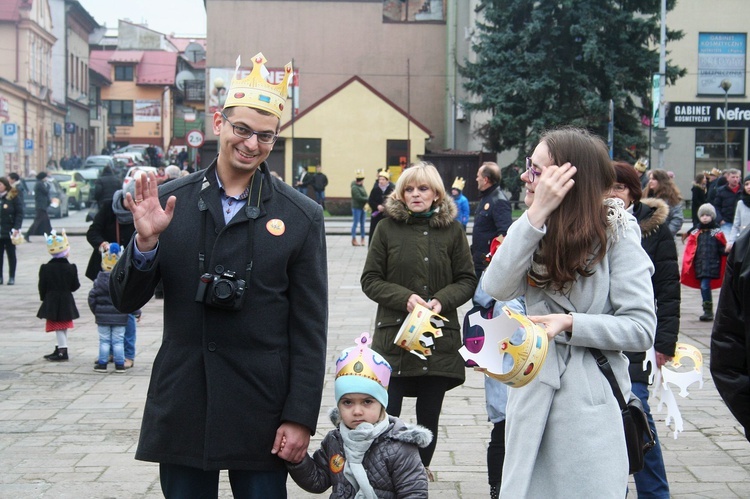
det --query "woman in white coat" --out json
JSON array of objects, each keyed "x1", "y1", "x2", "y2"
[{"x1": 482, "y1": 127, "x2": 656, "y2": 498}]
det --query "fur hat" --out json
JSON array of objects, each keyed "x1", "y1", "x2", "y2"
[
  {"x1": 698, "y1": 203, "x2": 716, "y2": 220},
  {"x1": 335, "y1": 333, "x2": 391, "y2": 408}
]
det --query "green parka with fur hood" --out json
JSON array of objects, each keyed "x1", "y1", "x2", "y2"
[{"x1": 361, "y1": 194, "x2": 477, "y2": 386}]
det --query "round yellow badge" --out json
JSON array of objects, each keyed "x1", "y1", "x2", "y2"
[
  {"x1": 329, "y1": 453, "x2": 345, "y2": 474},
  {"x1": 484, "y1": 203, "x2": 490, "y2": 210},
  {"x1": 266, "y1": 219, "x2": 285, "y2": 236}
]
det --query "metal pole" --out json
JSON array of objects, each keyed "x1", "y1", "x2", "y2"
[
  {"x1": 720, "y1": 79, "x2": 732, "y2": 171},
  {"x1": 657, "y1": 0, "x2": 667, "y2": 170}
]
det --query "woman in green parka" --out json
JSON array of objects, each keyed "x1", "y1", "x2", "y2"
[{"x1": 361, "y1": 161, "x2": 477, "y2": 478}]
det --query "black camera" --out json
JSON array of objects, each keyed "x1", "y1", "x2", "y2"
[{"x1": 195, "y1": 270, "x2": 247, "y2": 311}]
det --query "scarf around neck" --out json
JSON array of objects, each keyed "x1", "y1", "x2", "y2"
[{"x1": 339, "y1": 417, "x2": 390, "y2": 499}]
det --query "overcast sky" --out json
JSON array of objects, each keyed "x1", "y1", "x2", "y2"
[{"x1": 79, "y1": 0, "x2": 207, "y2": 37}]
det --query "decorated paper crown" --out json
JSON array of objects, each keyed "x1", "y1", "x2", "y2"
[
  {"x1": 393, "y1": 303, "x2": 448, "y2": 360},
  {"x1": 459, "y1": 306, "x2": 549, "y2": 388},
  {"x1": 222, "y1": 53, "x2": 292, "y2": 119},
  {"x1": 661, "y1": 343, "x2": 704, "y2": 397},
  {"x1": 452, "y1": 177, "x2": 466, "y2": 191},
  {"x1": 45, "y1": 229, "x2": 69, "y2": 256},
  {"x1": 634, "y1": 157, "x2": 649, "y2": 173},
  {"x1": 335, "y1": 332, "x2": 392, "y2": 407},
  {"x1": 101, "y1": 242, "x2": 122, "y2": 272},
  {"x1": 377, "y1": 170, "x2": 390, "y2": 180},
  {"x1": 355, "y1": 169, "x2": 365, "y2": 180}
]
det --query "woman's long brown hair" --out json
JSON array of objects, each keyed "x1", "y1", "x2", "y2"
[{"x1": 531, "y1": 127, "x2": 615, "y2": 291}]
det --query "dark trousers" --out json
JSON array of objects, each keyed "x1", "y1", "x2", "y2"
[
  {"x1": 386, "y1": 375, "x2": 454, "y2": 467},
  {"x1": 0, "y1": 239, "x2": 17, "y2": 278},
  {"x1": 159, "y1": 463, "x2": 288, "y2": 499},
  {"x1": 26, "y1": 209, "x2": 52, "y2": 237},
  {"x1": 487, "y1": 420, "x2": 506, "y2": 485}
]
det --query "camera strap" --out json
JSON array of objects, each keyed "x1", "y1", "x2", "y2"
[{"x1": 198, "y1": 171, "x2": 263, "y2": 278}]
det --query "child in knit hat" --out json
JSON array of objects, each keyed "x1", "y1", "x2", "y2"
[
  {"x1": 286, "y1": 332, "x2": 432, "y2": 498},
  {"x1": 38, "y1": 230, "x2": 80, "y2": 361},
  {"x1": 89, "y1": 243, "x2": 140, "y2": 373},
  {"x1": 681, "y1": 204, "x2": 727, "y2": 321}
]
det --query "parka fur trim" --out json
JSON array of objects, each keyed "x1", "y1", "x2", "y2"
[
  {"x1": 327, "y1": 407, "x2": 433, "y2": 448},
  {"x1": 637, "y1": 198, "x2": 669, "y2": 238},
  {"x1": 383, "y1": 193, "x2": 458, "y2": 229}
]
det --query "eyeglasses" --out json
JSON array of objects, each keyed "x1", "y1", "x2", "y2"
[
  {"x1": 220, "y1": 112, "x2": 277, "y2": 144},
  {"x1": 610, "y1": 183, "x2": 628, "y2": 192},
  {"x1": 525, "y1": 157, "x2": 542, "y2": 182}
]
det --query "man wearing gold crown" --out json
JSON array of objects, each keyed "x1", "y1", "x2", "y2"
[{"x1": 109, "y1": 53, "x2": 328, "y2": 498}]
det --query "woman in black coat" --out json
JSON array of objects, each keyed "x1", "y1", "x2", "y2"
[
  {"x1": 691, "y1": 173, "x2": 708, "y2": 228},
  {"x1": 611, "y1": 162, "x2": 679, "y2": 497},
  {"x1": 367, "y1": 170, "x2": 395, "y2": 245},
  {"x1": 0, "y1": 177, "x2": 23, "y2": 284}
]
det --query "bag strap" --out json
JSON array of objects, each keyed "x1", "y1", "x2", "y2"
[{"x1": 590, "y1": 348, "x2": 627, "y2": 410}]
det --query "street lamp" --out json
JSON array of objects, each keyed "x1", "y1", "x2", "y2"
[{"x1": 720, "y1": 79, "x2": 732, "y2": 171}]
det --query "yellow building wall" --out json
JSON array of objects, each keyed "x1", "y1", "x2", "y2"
[
  {"x1": 102, "y1": 83, "x2": 168, "y2": 143},
  {"x1": 278, "y1": 80, "x2": 429, "y2": 199}
]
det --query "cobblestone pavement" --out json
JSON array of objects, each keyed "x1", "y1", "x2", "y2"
[{"x1": 1, "y1": 231, "x2": 749, "y2": 498}]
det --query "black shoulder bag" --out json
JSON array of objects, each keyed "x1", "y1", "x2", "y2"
[{"x1": 590, "y1": 348, "x2": 655, "y2": 474}]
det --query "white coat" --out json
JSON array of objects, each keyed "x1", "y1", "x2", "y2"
[{"x1": 482, "y1": 210, "x2": 656, "y2": 498}]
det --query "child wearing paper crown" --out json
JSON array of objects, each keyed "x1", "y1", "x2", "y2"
[
  {"x1": 89, "y1": 243, "x2": 140, "y2": 373},
  {"x1": 286, "y1": 333, "x2": 432, "y2": 498},
  {"x1": 37, "y1": 230, "x2": 80, "y2": 362},
  {"x1": 680, "y1": 203, "x2": 727, "y2": 321}
]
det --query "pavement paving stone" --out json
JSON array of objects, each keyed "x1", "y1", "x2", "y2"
[{"x1": 1, "y1": 223, "x2": 749, "y2": 497}]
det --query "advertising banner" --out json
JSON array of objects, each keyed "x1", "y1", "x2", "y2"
[
  {"x1": 134, "y1": 100, "x2": 162, "y2": 122},
  {"x1": 698, "y1": 33, "x2": 746, "y2": 96}
]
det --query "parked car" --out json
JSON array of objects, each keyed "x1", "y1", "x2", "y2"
[
  {"x1": 21, "y1": 177, "x2": 69, "y2": 219},
  {"x1": 122, "y1": 166, "x2": 158, "y2": 190},
  {"x1": 75, "y1": 168, "x2": 100, "y2": 206},
  {"x1": 113, "y1": 152, "x2": 148, "y2": 168},
  {"x1": 114, "y1": 144, "x2": 165, "y2": 166},
  {"x1": 84, "y1": 155, "x2": 122, "y2": 177},
  {"x1": 50, "y1": 171, "x2": 91, "y2": 210}
]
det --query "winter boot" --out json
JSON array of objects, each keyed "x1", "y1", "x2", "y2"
[
  {"x1": 699, "y1": 301, "x2": 714, "y2": 322},
  {"x1": 43, "y1": 346, "x2": 60, "y2": 360},
  {"x1": 360, "y1": 237, "x2": 366, "y2": 246},
  {"x1": 46, "y1": 347, "x2": 69, "y2": 362},
  {"x1": 352, "y1": 238, "x2": 360, "y2": 246}
]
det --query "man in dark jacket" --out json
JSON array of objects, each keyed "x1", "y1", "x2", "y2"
[
  {"x1": 713, "y1": 168, "x2": 742, "y2": 238},
  {"x1": 25, "y1": 171, "x2": 52, "y2": 242},
  {"x1": 711, "y1": 226, "x2": 750, "y2": 442},
  {"x1": 109, "y1": 52, "x2": 328, "y2": 497},
  {"x1": 94, "y1": 166, "x2": 121, "y2": 209},
  {"x1": 310, "y1": 165, "x2": 328, "y2": 209},
  {"x1": 472, "y1": 162, "x2": 512, "y2": 278}
]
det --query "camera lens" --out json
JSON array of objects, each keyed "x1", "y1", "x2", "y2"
[{"x1": 213, "y1": 279, "x2": 235, "y2": 302}]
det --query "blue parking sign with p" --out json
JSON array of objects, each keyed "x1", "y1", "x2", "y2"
[
  {"x1": 24, "y1": 139, "x2": 33, "y2": 150},
  {"x1": 3, "y1": 123, "x2": 16, "y2": 136}
]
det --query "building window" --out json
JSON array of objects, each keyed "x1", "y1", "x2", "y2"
[
  {"x1": 106, "y1": 100, "x2": 134, "y2": 126},
  {"x1": 386, "y1": 139, "x2": 409, "y2": 169},
  {"x1": 383, "y1": 0, "x2": 445, "y2": 23},
  {"x1": 694, "y1": 128, "x2": 744, "y2": 174},
  {"x1": 115, "y1": 65, "x2": 134, "y2": 81},
  {"x1": 293, "y1": 139, "x2": 321, "y2": 180}
]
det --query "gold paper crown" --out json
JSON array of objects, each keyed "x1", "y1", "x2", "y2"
[
  {"x1": 45, "y1": 229, "x2": 69, "y2": 255},
  {"x1": 634, "y1": 157, "x2": 649, "y2": 173},
  {"x1": 101, "y1": 243, "x2": 122, "y2": 272},
  {"x1": 355, "y1": 169, "x2": 365, "y2": 179},
  {"x1": 222, "y1": 53, "x2": 292, "y2": 119},
  {"x1": 452, "y1": 177, "x2": 466, "y2": 191},
  {"x1": 393, "y1": 303, "x2": 448, "y2": 360},
  {"x1": 377, "y1": 170, "x2": 390, "y2": 180},
  {"x1": 459, "y1": 306, "x2": 549, "y2": 388}
]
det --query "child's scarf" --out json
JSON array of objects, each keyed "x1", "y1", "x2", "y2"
[{"x1": 339, "y1": 417, "x2": 390, "y2": 499}]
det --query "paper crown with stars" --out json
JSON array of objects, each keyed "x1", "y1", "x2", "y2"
[
  {"x1": 101, "y1": 243, "x2": 122, "y2": 272},
  {"x1": 222, "y1": 53, "x2": 292, "y2": 119},
  {"x1": 452, "y1": 177, "x2": 466, "y2": 191},
  {"x1": 355, "y1": 169, "x2": 365, "y2": 180},
  {"x1": 45, "y1": 229, "x2": 69, "y2": 257},
  {"x1": 335, "y1": 332, "x2": 392, "y2": 408},
  {"x1": 393, "y1": 303, "x2": 448, "y2": 361}
]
